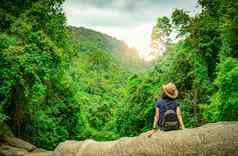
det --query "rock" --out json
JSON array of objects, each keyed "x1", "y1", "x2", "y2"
[
  {"x1": 32, "y1": 148, "x2": 47, "y2": 153},
  {"x1": 0, "y1": 144, "x2": 51, "y2": 156},
  {"x1": 52, "y1": 140, "x2": 84, "y2": 156},
  {"x1": 24, "y1": 151, "x2": 53, "y2": 156},
  {"x1": 2, "y1": 135, "x2": 36, "y2": 151},
  {"x1": 0, "y1": 144, "x2": 28, "y2": 156},
  {"x1": 0, "y1": 123, "x2": 50, "y2": 156},
  {"x1": 52, "y1": 122, "x2": 238, "y2": 156},
  {"x1": 0, "y1": 123, "x2": 14, "y2": 137}
]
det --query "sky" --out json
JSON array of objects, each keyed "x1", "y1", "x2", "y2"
[{"x1": 63, "y1": 0, "x2": 199, "y2": 59}]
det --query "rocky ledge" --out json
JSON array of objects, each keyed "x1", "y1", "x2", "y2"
[
  {"x1": 53, "y1": 122, "x2": 238, "y2": 156},
  {"x1": 0, "y1": 123, "x2": 51, "y2": 156},
  {"x1": 1, "y1": 122, "x2": 238, "y2": 156}
]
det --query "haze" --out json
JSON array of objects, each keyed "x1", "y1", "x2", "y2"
[{"x1": 63, "y1": 0, "x2": 199, "y2": 59}]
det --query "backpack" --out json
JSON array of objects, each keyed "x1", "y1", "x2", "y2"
[{"x1": 162, "y1": 101, "x2": 179, "y2": 131}]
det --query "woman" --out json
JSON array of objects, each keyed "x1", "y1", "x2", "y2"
[{"x1": 148, "y1": 82, "x2": 185, "y2": 137}]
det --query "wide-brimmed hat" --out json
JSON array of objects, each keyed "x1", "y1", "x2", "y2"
[{"x1": 162, "y1": 82, "x2": 178, "y2": 99}]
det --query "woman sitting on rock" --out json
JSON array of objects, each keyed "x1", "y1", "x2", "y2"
[{"x1": 148, "y1": 82, "x2": 185, "y2": 137}]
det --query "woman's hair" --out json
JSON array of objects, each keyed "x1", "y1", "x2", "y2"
[{"x1": 161, "y1": 90, "x2": 173, "y2": 100}]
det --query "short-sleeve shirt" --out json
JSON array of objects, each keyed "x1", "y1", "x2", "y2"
[{"x1": 155, "y1": 99, "x2": 179, "y2": 128}]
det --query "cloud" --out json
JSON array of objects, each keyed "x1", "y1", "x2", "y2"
[
  {"x1": 63, "y1": 0, "x2": 198, "y2": 27},
  {"x1": 64, "y1": 0, "x2": 198, "y2": 12},
  {"x1": 64, "y1": 7, "x2": 145, "y2": 27},
  {"x1": 63, "y1": 0, "x2": 199, "y2": 58}
]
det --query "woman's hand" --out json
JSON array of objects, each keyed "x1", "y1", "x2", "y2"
[
  {"x1": 180, "y1": 125, "x2": 185, "y2": 130},
  {"x1": 147, "y1": 129, "x2": 157, "y2": 138},
  {"x1": 148, "y1": 107, "x2": 160, "y2": 138}
]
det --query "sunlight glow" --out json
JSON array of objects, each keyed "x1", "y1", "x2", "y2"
[
  {"x1": 124, "y1": 24, "x2": 154, "y2": 61},
  {"x1": 85, "y1": 23, "x2": 155, "y2": 61}
]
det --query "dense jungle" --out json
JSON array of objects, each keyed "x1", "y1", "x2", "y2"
[{"x1": 0, "y1": 0, "x2": 238, "y2": 150}]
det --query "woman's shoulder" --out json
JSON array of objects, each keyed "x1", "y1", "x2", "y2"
[
  {"x1": 156, "y1": 99, "x2": 164, "y2": 104},
  {"x1": 155, "y1": 99, "x2": 165, "y2": 107}
]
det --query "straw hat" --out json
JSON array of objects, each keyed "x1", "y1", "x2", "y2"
[{"x1": 162, "y1": 82, "x2": 178, "y2": 99}]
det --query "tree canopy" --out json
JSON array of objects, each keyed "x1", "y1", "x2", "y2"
[{"x1": 0, "y1": 0, "x2": 238, "y2": 150}]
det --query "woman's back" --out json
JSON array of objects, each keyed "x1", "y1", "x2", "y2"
[{"x1": 156, "y1": 99, "x2": 178, "y2": 129}]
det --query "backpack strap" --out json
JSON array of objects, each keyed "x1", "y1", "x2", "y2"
[
  {"x1": 164, "y1": 100, "x2": 169, "y2": 110},
  {"x1": 164, "y1": 99, "x2": 175, "y2": 111},
  {"x1": 164, "y1": 100, "x2": 170, "y2": 112}
]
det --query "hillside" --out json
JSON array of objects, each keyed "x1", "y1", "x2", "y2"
[{"x1": 69, "y1": 26, "x2": 148, "y2": 72}]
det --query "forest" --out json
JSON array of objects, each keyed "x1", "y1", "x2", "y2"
[{"x1": 0, "y1": 0, "x2": 238, "y2": 150}]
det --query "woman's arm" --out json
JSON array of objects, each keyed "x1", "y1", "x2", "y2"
[
  {"x1": 152, "y1": 107, "x2": 160, "y2": 129},
  {"x1": 148, "y1": 107, "x2": 160, "y2": 137},
  {"x1": 176, "y1": 107, "x2": 185, "y2": 129}
]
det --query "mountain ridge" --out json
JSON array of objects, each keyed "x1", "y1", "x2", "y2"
[{"x1": 68, "y1": 25, "x2": 149, "y2": 72}]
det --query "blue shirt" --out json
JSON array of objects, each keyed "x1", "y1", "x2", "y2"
[{"x1": 155, "y1": 99, "x2": 179, "y2": 128}]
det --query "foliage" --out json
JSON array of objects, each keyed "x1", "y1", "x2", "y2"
[
  {"x1": 115, "y1": 73, "x2": 162, "y2": 136},
  {"x1": 151, "y1": 16, "x2": 172, "y2": 56},
  {"x1": 0, "y1": 0, "x2": 78, "y2": 149},
  {"x1": 1, "y1": 0, "x2": 238, "y2": 150},
  {"x1": 121, "y1": 0, "x2": 238, "y2": 132},
  {"x1": 203, "y1": 58, "x2": 238, "y2": 121},
  {"x1": 215, "y1": 58, "x2": 238, "y2": 120},
  {"x1": 69, "y1": 49, "x2": 130, "y2": 141},
  {"x1": 148, "y1": 0, "x2": 238, "y2": 127},
  {"x1": 69, "y1": 26, "x2": 147, "y2": 72}
]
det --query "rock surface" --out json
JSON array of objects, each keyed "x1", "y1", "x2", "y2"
[
  {"x1": 0, "y1": 144, "x2": 28, "y2": 156},
  {"x1": 0, "y1": 123, "x2": 51, "y2": 156},
  {"x1": 0, "y1": 141, "x2": 51, "y2": 156},
  {"x1": 0, "y1": 143, "x2": 51, "y2": 156},
  {"x1": 53, "y1": 122, "x2": 238, "y2": 156},
  {"x1": 1, "y1": 122, "x2": 237, "y2": 156},
  {"x1": 0, "y1": 123, "x2": 14, "y2": 137},
  {"x1": 2, "y1": 135, "x2": 36, "y2": 151}
]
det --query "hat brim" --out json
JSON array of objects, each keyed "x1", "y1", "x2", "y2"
[{"x1": 163, "y1": 85, "x2": 178, "y2": 99}]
